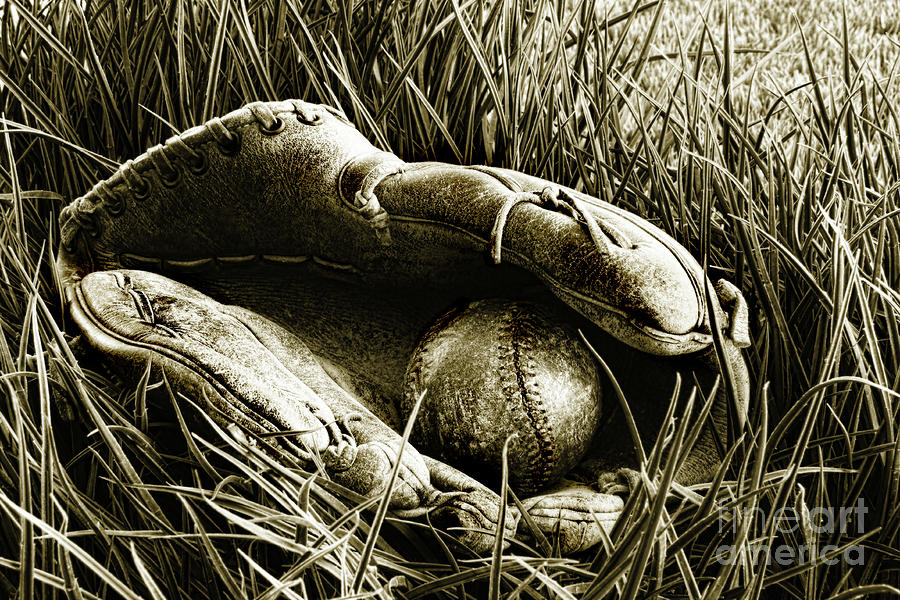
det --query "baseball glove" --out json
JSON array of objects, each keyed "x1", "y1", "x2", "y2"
[{"x1": 57, "y1": 99, "x2": 750, "y2": 554}]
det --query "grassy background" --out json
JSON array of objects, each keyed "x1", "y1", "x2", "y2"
[{"x1": 1, "y1": 0, "x2": 899, "y2": 598}]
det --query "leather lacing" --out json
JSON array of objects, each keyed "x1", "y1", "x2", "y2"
[
  {"x1": 341, "y1": 153, "x2": 407, "y2": 245},
  {"x1": 165, "y1": 136, "x2": 208, "y2": 174},
  {"x1": 93, "y1": 181, "x2": 122, "y2": 215},
  {"x1": 120, "y1": 160, "x2": 150, "y2": 199},
  {"x1": 294, "y1": 100, "x2": 324, "y2": 125},
  {"x1": 489, "y1": 184, "x2": 637, "y2": 265},
  {"x1": 60, "y1": 101, "x2": 329, "y2": 252},
  {"x1": 249, "y1": 102, "x2": 286, "y2": 135},
  {"x1": 67, "y1": 203, "x2": 99, "y2": 237},
  {"x1": 206, "y1": 117, "x2": 241, "y2": 155},
  {"x1": 147, "y1": 144, "x2": 183, "y2": 188}
]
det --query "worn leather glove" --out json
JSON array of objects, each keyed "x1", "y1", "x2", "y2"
[{"x1": 57, "y1": 99, "x2": 750, "y2": 554}]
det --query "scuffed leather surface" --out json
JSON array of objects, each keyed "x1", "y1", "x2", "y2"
[
  {"x1": 73, "y1": 270, "x2": 430, "y2": 506},
  {"x1": 71, "y1": 268, "x2": 518, "y2": 551},
  {"x1": 57, "y1": 99, "x2": 753, "y2": 554},
  {"x1": 75, "y1": 270, "x2": 334, "y2": 454},
  {"x1": 373, "y1": 163, "x2": 710, "y2": 354},
  {"x1": 60, "y1": 99, "x2": 715, "y2": 356}
]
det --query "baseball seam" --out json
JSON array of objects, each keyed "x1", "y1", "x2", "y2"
[{"x1": 499, "y1": 304, "x2": 555, "y2": 492}]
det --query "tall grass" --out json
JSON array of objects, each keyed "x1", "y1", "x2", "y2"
[{"x1": 1, "y1": 0, "x2": 899, "y2": 597}]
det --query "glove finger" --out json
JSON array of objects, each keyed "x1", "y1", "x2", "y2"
[
  {"x1": 424, "y1": 456, "x2": 519, "y2": 554},
  {"x1": 330, "y1": 440, "x2": 432, "y2": 510},
  {"x1": 70, "y1": 268, "x2": 348, "y2": 458},
  {"x1": 520, "y1": 479, "x2": 623, "y2": 554}
]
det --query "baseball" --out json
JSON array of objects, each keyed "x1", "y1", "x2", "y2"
[{"x1": 402, "y1": 299, "x2": 603, "y2": 495}]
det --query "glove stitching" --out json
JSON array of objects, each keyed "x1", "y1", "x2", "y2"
[{"x1": 60, "y1": 100, "x2": 317, "y2": 253}]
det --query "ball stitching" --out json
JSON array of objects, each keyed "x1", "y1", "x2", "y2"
[{"x1": 499, "y1": 303, "x2": 555, "y2": 492}]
